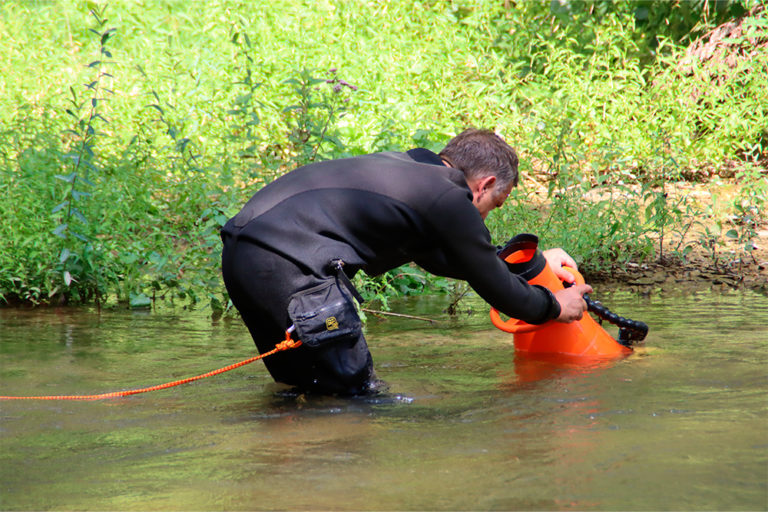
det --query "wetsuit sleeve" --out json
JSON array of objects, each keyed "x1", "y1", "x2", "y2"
[{"x1": 421, "y1": 188, "x2": 560, "y2": 325}]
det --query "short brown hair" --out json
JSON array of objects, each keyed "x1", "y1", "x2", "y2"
[{"x1": 439, "y1": 128, "x2": 519, "y2": 189}]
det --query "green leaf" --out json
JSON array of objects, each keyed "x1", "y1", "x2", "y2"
[
  {"x1": 71, "y1": 207, "x2": 88, "y2": 224},
  {"x1": 121, "y1": 252, "x2": 139, "y2": 264},
  {"x1": 235, "y1": 93, "x2": 252, "y2": 105},
  {"x1": 129, "y1": 292, "x2": 152, "y2": 308},
  {"x1": 101, "y1": 28, "x2": 116, "y2": 45},
  {"x1": 72, "y1": 231, "x2": 89, "y2": 243},
  {"x1": 55, "y1": 172, "x2": 77, "y2": 183},
  {"x1": 52, "y1": 201, "x2": 70, "y2": 213},
  {"x1": 59, "y1": 248, "x2": 71, "y2": 264},
  {"x1": 725, "y1": 229, "x2": 739, "y2": 239},
  {"x1": 71, "y1": 190, "x2": 92, "y2": 201},
  {"x1": 53, "y1": 224, "x2": 68, "y2": 238}
]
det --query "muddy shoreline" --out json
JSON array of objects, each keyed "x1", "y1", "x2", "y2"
[{"x1": 585, "y1": 257, "x2": 768, "y2": 296}]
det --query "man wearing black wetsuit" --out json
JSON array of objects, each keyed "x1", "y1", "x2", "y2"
[{"x1": 221, "y1": 129, "x2": 592, "y2": 394}]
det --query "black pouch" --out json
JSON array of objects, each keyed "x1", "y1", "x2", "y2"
[{"x1": 288, "y1": 278, "x2": 362, "y2": 348}]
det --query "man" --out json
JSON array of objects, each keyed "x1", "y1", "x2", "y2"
[{"x1": 220, "y1": 128, "x2": 592, "y2": 395}]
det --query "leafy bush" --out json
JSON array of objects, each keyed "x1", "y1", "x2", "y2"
[{"x1": 0, "y1": 0, "x2": 764, "y2": 309}]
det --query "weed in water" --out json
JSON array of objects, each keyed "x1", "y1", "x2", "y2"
[
  {"x1": 282, "y1": 68, "x2": 357, "y2": 167},
  {"x1": 723, "y1": 166, "x2": 768, "y2": 269},
  {"x1": 226, "y1": 22, "x2": 267, "y2": 177},
  {"x1": 53, "y1": 5, "x2": 116, "y2": 304},
  {"x1": 641, "y1": 132, "x2": 686, "y2": 262}
]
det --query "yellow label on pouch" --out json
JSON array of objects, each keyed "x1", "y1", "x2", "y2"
[{"x1": 325, "y1": 316, "x2": 339, "y2": 331}]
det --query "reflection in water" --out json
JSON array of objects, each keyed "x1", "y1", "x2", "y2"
[
  {"x1": 509, "y1": 352, "x2": 627, "y2": 386},
  {"x1": 1, "y1": 289, "x2": 767, "y2": 510}
]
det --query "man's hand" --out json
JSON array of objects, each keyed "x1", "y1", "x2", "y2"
[
  {"x1": 554, "y1": 284, "x2": 593, "y2": 323},
  {"x1": 542, "y1": 248, "x2": 578, "y2": 284}
]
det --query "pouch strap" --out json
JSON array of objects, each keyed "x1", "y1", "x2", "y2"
[{"x1": 329, "y1": 259, "x2": 364, "y2": 304}]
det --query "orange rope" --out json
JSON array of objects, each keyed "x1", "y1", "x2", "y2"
[{"x1": 1, "y1": 335, "x2": 302, "y2": 401}]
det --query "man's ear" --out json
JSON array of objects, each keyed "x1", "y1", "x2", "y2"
[
  {"x1": 481, "y1": 175, "x2": 497, "y2": 192},
  {"x1": 469, "y1": 175, "x2": 497, "y2": 207},
  {"x1": 474, "y1": 175, "x2": 496, "y2": 196}
]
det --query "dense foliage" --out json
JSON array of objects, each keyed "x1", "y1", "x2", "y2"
[{"x1": 1, "y1": 0, "x2": 766, "y2": 310}]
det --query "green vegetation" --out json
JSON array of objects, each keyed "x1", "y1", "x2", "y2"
[{"x1": 1, "y1": 0, "x2": 766, "y2": 311}]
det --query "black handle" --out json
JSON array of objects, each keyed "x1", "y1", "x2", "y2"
[{"x1": 584, "y1": 294, "x2": 649, "y2": 346}]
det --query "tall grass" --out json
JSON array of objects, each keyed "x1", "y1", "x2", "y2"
[{"x1": 0, "y1": 0, "x2": 765, "y2": 308}]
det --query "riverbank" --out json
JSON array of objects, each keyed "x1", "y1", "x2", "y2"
[
  {"x1": 584, "y1": 185, "x2": 767, "y2": 295},
  {"x1": 520, "y1": 176, "x2": 768, "y2": 295}
]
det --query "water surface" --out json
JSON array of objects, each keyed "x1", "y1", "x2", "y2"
[{"x1": 1, "y1": 289, "x2": 767, "y2": 510}]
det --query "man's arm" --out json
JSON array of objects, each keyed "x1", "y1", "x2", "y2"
[{"x1": 422, "y1": 189, "x2": 559, "y2": 324}]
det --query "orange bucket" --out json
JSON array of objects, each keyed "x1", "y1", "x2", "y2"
[{"x1": 490, "y1": 236, "x2": 632, "y2": 359}]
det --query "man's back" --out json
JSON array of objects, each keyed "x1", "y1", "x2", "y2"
[{"x1": 222, "y1": 150, "x2": 477, "y2": 278}]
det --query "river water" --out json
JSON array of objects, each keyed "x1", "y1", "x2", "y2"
[{"x1": 1, "y1": 288, "x2": 767, "y2": 510}]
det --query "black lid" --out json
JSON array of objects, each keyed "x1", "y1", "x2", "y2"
[{"x1": 497, "y1": 233, "x2": 547, "y2": 281}]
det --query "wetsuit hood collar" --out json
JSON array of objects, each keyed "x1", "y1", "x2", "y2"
[{"x1": 406, "y1": 148, "x2": 446, "y2": 166}]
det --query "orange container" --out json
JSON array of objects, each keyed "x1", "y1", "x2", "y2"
[{"x1": 490, "y1": 241, "x2": 632, "y2": 359}]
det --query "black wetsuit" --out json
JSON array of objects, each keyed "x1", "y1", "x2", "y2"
[{"x1": 220, "y1": 148, "x2": 560, "y2": 394}]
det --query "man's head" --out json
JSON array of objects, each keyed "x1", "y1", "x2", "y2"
[{"x1": 439, "y1": 128, "x2": 519, "y2": 219}]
